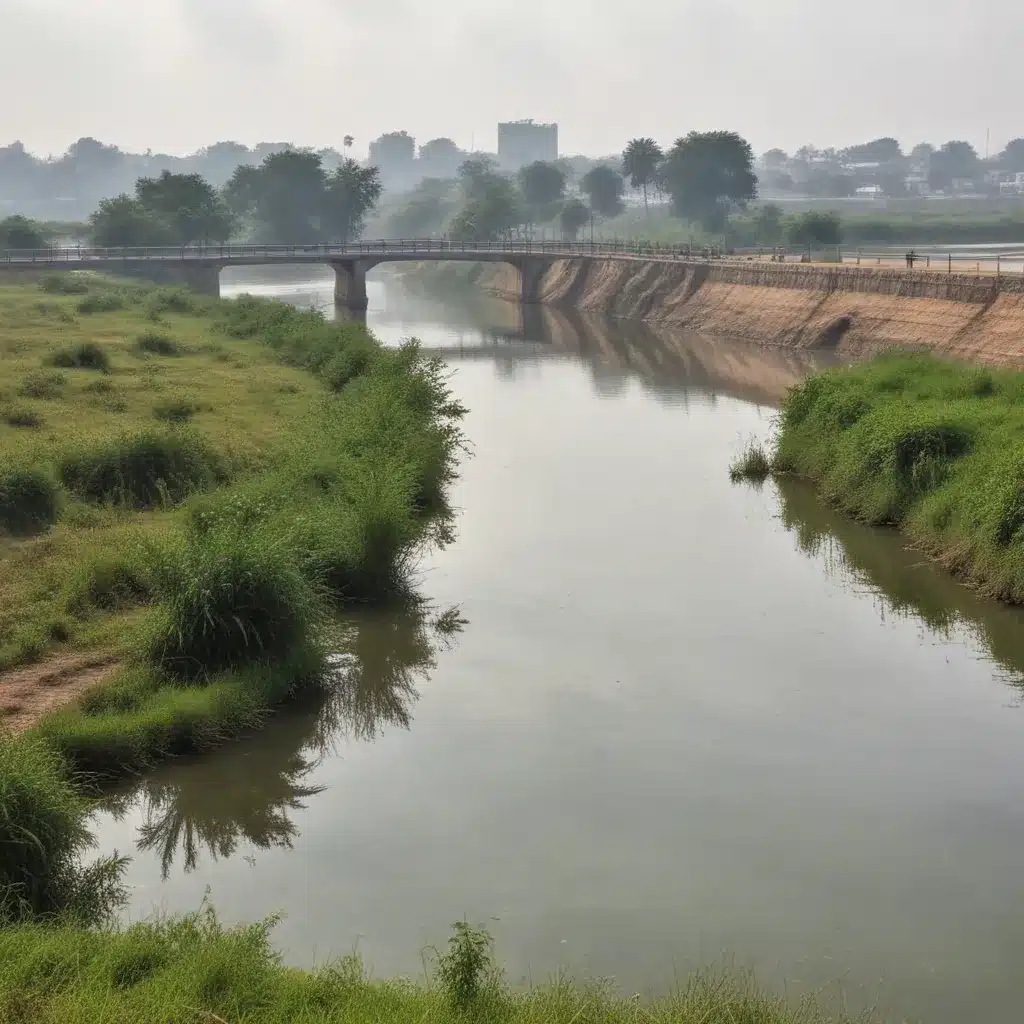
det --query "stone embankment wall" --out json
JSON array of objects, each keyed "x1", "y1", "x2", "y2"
[{"x1": 483, "y1": 259, "x2": 1024, "y2": 365}]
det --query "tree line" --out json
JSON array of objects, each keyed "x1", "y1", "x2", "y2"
[
  {"x1": 400, "y1": 132, "x2": 759, "y2": 244},
  {"x1": 0, "y1": 150, "x2": 383, "y2": 249}
]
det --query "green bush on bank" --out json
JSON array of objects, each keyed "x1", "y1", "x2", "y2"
[
  {"x1": 0, "y1": 469, "x2": 60, "y2": 535},
  {"x1": 0, "y1": 738, "x2": 125, "y2": 924},
  {"x1": 767, "y1": 353, "x2": 1024, "y2": 602},
  {"x1": 59, "y1": 430, "x2": 224, "y2": 509}
]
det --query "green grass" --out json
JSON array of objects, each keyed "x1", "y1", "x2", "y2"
[
  {"x1": 0, "y1": 912, "x2": 871, "y2": 1024},
  {"x1": 765, "y1": 352, "x2": 1024, "y2": 602},
  {"x1": 0, "y1": 737, "x2": 125, "y2": 924},
  {"x1": 729, "y1": 440, "x2": 772, "y2": 483},
  {"x1": 0, "y1": 274, "x2": 464, "y2": 788}
]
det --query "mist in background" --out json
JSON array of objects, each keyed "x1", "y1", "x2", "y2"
[{"x1": 0, "y1": 0, "x2": 1019, "y2": 158}]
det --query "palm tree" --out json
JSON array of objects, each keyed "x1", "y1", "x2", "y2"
[
  {"x1": 343, "y1": 135, "x2": 354, "y2": 157},
  {"x1": 622, "y1": 137, "x2": 664, "y2": 213}
]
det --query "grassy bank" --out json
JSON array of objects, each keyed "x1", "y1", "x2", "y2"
[
  {"x1": 0, "y1": 911, "x2": 871, "y2": 1024},
  {"x1": 0, "y1": 272, "x2": 463, "y2": 782},
  {"x1": 732, "y1": 353, "x2": 1024, "y2": 603}
]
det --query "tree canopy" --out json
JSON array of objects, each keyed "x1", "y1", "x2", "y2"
[
  {"x1": 0, "y1": 215, "x2": 48, "y2": 249},
  {"x1": 661, "y1": 131, "x2": 758, "y2": 231},
  {"x1": 622, "y1": 138, "x2": 663, "y2": 210},
  {"x1": 928, "y1": 141, "x2": 980, "y2": 190},
  {"x1": 787, "y1": 211, "x2": 842, "y2": 247},
  {"x1": 224, "y1": 150, "x2": 381, "y2": 242},
  {"x1": 560, "y1": 199, "x2": 590, "y2": 241},
  {"x1": 580, "y1": 165, "x2": 625, "y2": 219},
  {"x1": 518, "y1": 161, "x2": 566, "y2": 220},
  {"x1": 135, "y1": 171, "x2": 235, "y2": 244}
]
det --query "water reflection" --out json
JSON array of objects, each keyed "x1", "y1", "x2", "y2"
[
  {"x1": 102, "y1": 605, "x2": 466, "y2": 879},
  {"x1": 776, "y1": 476, "x2": 1024, "y2": 684}
]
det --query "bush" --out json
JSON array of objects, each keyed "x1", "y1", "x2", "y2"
[
  {"x1": 59, "y1": 431, "x2": 223, "y2": 509},
  {"x1": 65, "y1": 553, "x2": 154, "y2": 615},
  {"x1": 434, "y1": 921, "x2": 495, "y2": 1010},
  {"x1": 17, "y1": 370, "x2": 65, "y2": 399},
  {"x1": 136, "y1": 332, "x2": 180, "y2": 357},
  {"x1": 145, "y1": 287, "x2": 205, "y2": 317},
  {"x1": 146, "y1": 528, "x2": 327, "y2": 681},
  {"x1": 2, "y1": 407, "x2": 42, "y2": 429},
  {"x1": 0, "y1": 738, "x2": 126, "y2": 923},
  {"x1": 38, "y1": 273, "x2": 90, "y2": 295},
  {"x1": 46, "y1": 342, "x2": 110, "y2": 372},
  {"x1": 729, "y1": 441, "x2": 772, "y2": 483},
  {"x1": 0, "y1": 469, "x2": 60, "y2": 535},
  {"x1": 76, "y1": 292, "x2": 125, "y2": 315},
  {"x1": 323, "y1": 340, "x2": 377, "y2": 391},
  {"x1": 153, "y1": 398, "x2": 198, "y2": 423},
  {"x1": 787, "y1": 210, "x2": 842, "y2": 247}
]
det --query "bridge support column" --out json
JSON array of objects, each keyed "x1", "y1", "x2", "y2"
[
  {"x1": 512, "y1": 256, "x2": 552, "y2": 304},
  {"x1": 332, "y1": 260, "x2": 369, "y2": 309}
]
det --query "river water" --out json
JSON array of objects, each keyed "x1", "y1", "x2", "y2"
[{"x1": 91, "y1": 267, "x2": 1024, "y2": 1024}]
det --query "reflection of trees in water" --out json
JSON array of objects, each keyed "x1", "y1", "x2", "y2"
[
  {"x1": 103, "y1": 605, "x2": 465, "y2": 878},
  {"x1": 776, "y1": 477, "x2": 1024, "y2": 684}
]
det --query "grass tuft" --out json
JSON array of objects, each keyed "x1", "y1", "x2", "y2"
[
  {"x1": 2, "y1": 407, "x2": 43, "y2": 429},
  {"x1": 59, "y1": 430, "x2": 223, "y2": 509},
  {"x1": 75, "y1": 292, "x2": 125, "y2": 315},
  {"x1": 17, "y1": 371, "x2": 65, "y2": 400},
  {"x1": 46, "y1": 342, "x2": 110, "y2": 372},
  {"x1": 38, "y1": 273, "x2": 89, "y2": 295},
  {"x1": 0, "y1": 469, "x2": 60, "y2": 535},
  {"x1": 729, "y1": 440, "x2": 772, "y2": 483},
  {"x1": 135, "y1": 332, "x2": 180, "y2": 357},
  {"x1": 152, "y1": 398, "x2": 198, "y2": 423}
]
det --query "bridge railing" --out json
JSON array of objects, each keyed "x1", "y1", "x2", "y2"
[{"x1": 0, "y1": 239, "x2": 727, "y2": 263}]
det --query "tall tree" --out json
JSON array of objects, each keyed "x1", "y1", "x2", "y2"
[
  {"x1": 661, "y1": 131, "x2": 758, "y2": 232},
  {"x1": 0, "y1": 215, "x2": 48, "y2": 249},
  {"x1": 622, "y1": 138, "x2": 664, "y2": 211},
  {"x1": 1000, "y1": 138, "x2": 1024, "y2": 173},
  {"x1": 449, "y1": 176, "x2": 522, "y2": 242},
  {"x1": 224, "y1": 150, "x2": 329, "y2": 242},
  {"x1": 560, "y1": 198, "x2": 590, "y2": 241},
  {"x1": 134, "y1": 170, "x2": 234, "y2": 244},
  {"x1": 89, "y1": 195, "x2": 174, "y2": 247},
  {"x1": 580, "y1": 165, "x2": 625, "y2": 219},
  {"x1": 928, "y1": 141, "x2": 980, "y2": 190},
  {"x1": 843, "y1": 137, "x2": 903, "y2": 164},
  {"x1": 518, "y1": 161, "x2": 566, "y2": 221},
  {"x1": 323, "y1": 159, "x2": 383, "y2": 241}
]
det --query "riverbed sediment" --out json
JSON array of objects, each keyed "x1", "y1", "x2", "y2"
[{"x1": 478, "y1": 258, "x2": 1024, "y2": 365}]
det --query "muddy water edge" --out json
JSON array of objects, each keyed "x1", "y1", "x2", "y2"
[{"x1": 89, "y1": 266, "x2": 1024, "y2": 1024}]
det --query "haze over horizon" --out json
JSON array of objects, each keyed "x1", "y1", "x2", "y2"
[{"x1": 1, "y1": 0, "x2": 1021, "y2": 159}]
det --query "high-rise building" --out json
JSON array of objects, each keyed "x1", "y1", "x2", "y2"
[{"x1": 497, "y1": 120, "x2": 558, "y2": 169}]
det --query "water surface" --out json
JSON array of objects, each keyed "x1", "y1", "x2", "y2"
[{"x1": 92, "y1": 267, "x2": 1024, "y2": 1024}]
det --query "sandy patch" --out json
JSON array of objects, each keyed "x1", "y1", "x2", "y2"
[{"x1": 0, "y1": 654, "x2": 119, "y2": 733}]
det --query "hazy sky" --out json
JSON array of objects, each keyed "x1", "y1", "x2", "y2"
[{"x1": 1, "y1": 0, "x2": 1020, "y2": 158}]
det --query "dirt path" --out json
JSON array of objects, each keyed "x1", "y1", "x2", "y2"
[{"x1": 0, "y1": 654, "x2": 119, "y2": 734}]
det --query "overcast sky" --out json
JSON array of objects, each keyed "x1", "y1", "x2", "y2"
[{"x1": 1, "y1": 0, "x2": 1019, "y2": 158}]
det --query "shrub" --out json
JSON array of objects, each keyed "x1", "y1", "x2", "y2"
[
  {"x1": 728, "y1": 441, "x2": 772, "y2": 483},
  {"x1": 323, "y1": 341, "x2": 377, "y2": 391},
  {"x1": 153, "y1": 398, "x2": 198, "y2": 423},
  {"x1": 65, "y1": 554, "x2": 154, "y2": 615},
  {"x1": 0, "y1": 738, "x2": 126, "y2": 923},
  {"x1": 2, "y1": 407, "x2": 42, "y2": 429},
  {"x1": 136, "y1": 332, "x2": 180, "y2": 357},
  {"x1": 145, "y1": 287, "x2": 205, "y2": 317},
  {"x1": 38, "y1": 273, "x2": 90, "y2": 295},
  {"x1": 76, "y1": 292, "x2": 125, "y2": 315},
  {"x1": 47, "y1": 342, "x2": 110, "y2": 372},
  {"x1": 146, "y1": 528, "x2": 327, "y2": 681},
  {"x1": 17, "y1": 370, "x2": 65, "y2": 399},
  {"x1": 59, "y1": 431, "x2": 223, "y2": 509},
  {"x1": 434, "y1": 921, "x2": 495, "y2": 1010},
  {"x1": 0, "y1": 469, "x2": 60, "y2": 535}
]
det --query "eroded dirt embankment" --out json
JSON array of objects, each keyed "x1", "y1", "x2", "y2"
[{"x1": 482, "y1": 259, "x2": 1024, "y2": 365}]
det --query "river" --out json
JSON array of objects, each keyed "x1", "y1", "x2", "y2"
[{"x1": 90, "y1": 266, "x2": 1024, "y2": 1024}]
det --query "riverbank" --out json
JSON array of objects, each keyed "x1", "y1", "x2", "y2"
[
  {"x1": 0, "y1": 273, "x2": 463, "y2": 778},
  {"x1": 0, "y1": 911, "x2": 872, "y2": 1024},
  {"x1": 735, "y1": 352, "x2": 1024, "y2": 604},
  {"x1": 475, "y1": 257, "x2": 1024, "y2": 366}
]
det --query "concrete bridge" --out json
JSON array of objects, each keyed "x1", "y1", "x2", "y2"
[{"x1": 0, "y1": 239, "x2": 714, "y2": 309}]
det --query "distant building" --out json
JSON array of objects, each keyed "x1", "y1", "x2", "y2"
[
  {"x1": 497, "y1": 120, "x2": 558, "y2": 169},
  {"x1": 368, "y1": 132, "x2": 416, "y2": 172}
]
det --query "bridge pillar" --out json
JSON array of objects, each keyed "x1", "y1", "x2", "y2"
[
  {"x1": 512, "y1": 256, "x2": 552, "y2": 304},
  {"x1": 331, "y1": 260, "x2": 369, "y2": 309}
]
